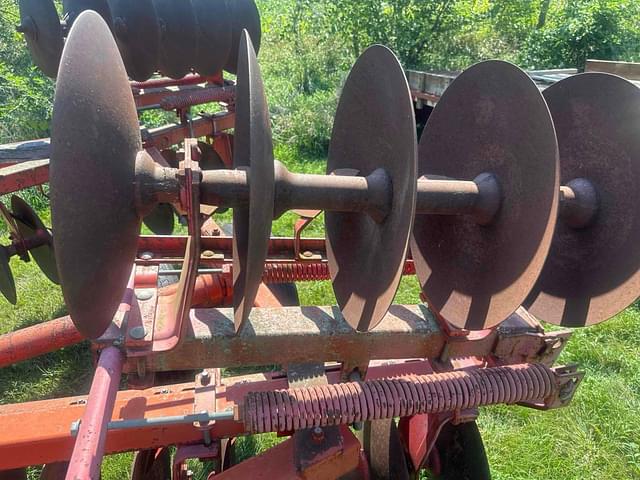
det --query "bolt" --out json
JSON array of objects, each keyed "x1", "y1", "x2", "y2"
[
  {"x1": 139, "y1": 251, "x2": 154, "y2": 260},
  {"x1": 201, "y1": 369, "x2": 211, "y2": 385},
  {"x1": 129, "y1": 326, "x2": 147, "y2": 340},
  {"x1": 136, "y1": 289, "x2": 154, "y2": 301},
  {"x1": 311, "y1": 426, "x2": 324, "y2": 444},
  {"x1": 202, "y1": 250, "x2": 215, "y2": 258},
  {"x1": 302, "y1": 251, "x2": 314, "y2": 258}
]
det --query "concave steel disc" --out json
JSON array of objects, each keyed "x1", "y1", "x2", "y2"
[
  {"x1": 108, "y1": 0, "x2": 160, "y2": 81},
  {"x1": 18, "y1": 0, "x2": 63, "y2": 78},
  {"x1": 63, "y1": 0, "x2": 113, "y2": 29},
  {"x1": 51, "y1": 11, "x2": 142, "y2": 339},
  {"x1": 0, "y1": 247, "x2": 17, "y2": 305},
  {"x1": 153, "y1": 0, "x2": 197, "y2": 79},
  {"x1": 224, "y1": 0, "x2": 261, "y2": 74},
  {"x1": 411, "y1": 60, "x2": 559, "y2": 331},
  {"x1": 192, "y1": 0, "x2": 232, "y2": 76},
  {"x1": 232, "y1": 31, "x2": 274, "y2": 330},
  {"x1": 143, "y1": 203, "x2": 175, "y2": 235},
  {"x1": 326, "y1": 45, "x2": 417, "y2": 332},
  {"x1": 525, "y1": 73, "x2": 640, "y2": 327},
  {"x1": 11, "y1": 196, "x2": 59, "y2": 284}
]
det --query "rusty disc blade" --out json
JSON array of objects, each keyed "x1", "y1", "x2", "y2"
[
  {"x1": 51, "y1": 11, "x2": 142, "y2": 339},
  {"x1": 109, "y1": 0, "x2": 160, "y2": 81},
  {"x1": 143, "y1": 203, "x2": 175, "y2": 235},
  {"x1": 0, "y1": 247, "x2": 17, "y2": 305},
  {"x1": 63, "y1": 0, "x2": 113, "y2": 29},
  {"x1": 153, "y1": 0, "x2": 197, "y2": 79},
  {"x1": 411, "y1": 60, "x2": 559, "y2": 331},
  {"x1": 224, "y1": 0, "x2": 261, "y2": 74},
  {"x1": 326, "y1": 45, "x2": 417, "y2": 332},
  {"x1": 232, "y1": 30, "x2": 274, "y2": 330},
  {"x1": 11, "y1": 196, "x2": 59, "y2": 284},
  {"x1": 525, "y1": 73, "x2": 640, "y2": 327},
  {"x1": 192, "y1": 0, "x2": 232, "y2": 76},
  {"x1": 18, "y1": 0, "x2": 63, "y2": 78}
]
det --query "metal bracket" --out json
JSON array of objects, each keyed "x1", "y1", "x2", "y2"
[
  {"x1": 519, "y1": 364, "x2": 584, "y2": 410},
  {"x1": 292, "y1": 210, "x2": 322, "y2": 261}
]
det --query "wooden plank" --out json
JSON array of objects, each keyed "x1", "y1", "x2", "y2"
[
  {"x1": 0, "y1": 138, "x2": 50, "y2": 164},
  {"x1": 585, "y1": 59, "x2": 640, "y2": 81}
]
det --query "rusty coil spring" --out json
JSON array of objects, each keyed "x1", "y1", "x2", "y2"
[
  {"x1": 160, "y1": 86, "x2": 236, "y2": 111},
  {"x1": 244, "y1": 363, "x2": 554, "y2": 434},
  {"x1": 262, "y1": 261, "x2": 416, "y2": 284}
]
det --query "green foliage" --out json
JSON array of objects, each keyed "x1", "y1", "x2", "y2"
[
  {"x1": 519, "y1": 0, "x2": 640, "y2": 68},
  {"x1": 0, "y1": 0, "x2": 55, "y2": 143}
]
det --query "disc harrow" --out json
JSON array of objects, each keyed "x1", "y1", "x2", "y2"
[
  {"x1": 2, "y1": 4, "x2": 640, "y2": 479},
  {"x1": 16, "y1": 0, "x2": 262, "y2": 81}
]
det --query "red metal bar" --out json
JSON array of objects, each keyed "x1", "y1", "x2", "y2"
[
  {"x1": 131, "y1": 74, "x2": 211, "y2": 90},
  {"x1": 66, "y1": 347, "x2": 123, "y2": 480},
  {"x1": 0, "y1": 316, "x2": 83, "y2": 368},
  {"x1": 160, "y1": 86, "x2": 235, "y2": 111},
  {"x1": 0, "y1": 160, "x2": 49, "y2": 194},
  {"x1": 144, "y1": 113, "x2": 235, "y2": 150}
]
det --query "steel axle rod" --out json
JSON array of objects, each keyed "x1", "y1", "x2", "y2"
[{"x1": 138, "y1": 153, "x2": 598, "y2": 228}]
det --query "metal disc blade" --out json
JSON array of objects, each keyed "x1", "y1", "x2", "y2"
[
  {"x1": 232, "y1": 31, "x2": 274, "y2": 330},
  {"x1": 63, "y1": 0, "x2": 113, "y2": 29},
  {"x1": 525, "y1": 73, "x2": 640, "y2": 327},
  {"x1": 153, "y1": 0, "x2": 197, "y2": 79},
  {"x1": 11, "y1": 195, "x2": 59, "y2": 284},
  {"x1": 18, "y1": 0, "x2": 63, "y2": 78},
  {"x1": 224, "y1": 0, "x2": 261, "y2": 74},
  {"x1": 411, "y1": 60, "x2": 559, "y2": 331},
  {"x1": 109, "y1": 0, "x2": 160, "y2": 81},
  {"x1": 326, "y1": 45, "x2": 417, "y2": 332},
  {"x1": 0, "y1": 247, "x2": 17, "y2": 305},
  {"x1": 143, "y1": 203, "x2": 175, "y2": 235},
  {"x1": 51, "y1": 11, "x2": 142, "y2": 339},
  {"x1": 192, "y1": 0, "x2": 232, "y2": 76}
]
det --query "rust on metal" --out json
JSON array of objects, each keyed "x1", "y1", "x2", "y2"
[
  {"x1": 243, "y1": 363, "x2": 571, "y2": 434},
  {"x1": 225, "y1": 0, "x2": 262, "y2": 74},
  {"x1": 326, "y1": 45, "x2": 417, "y2": 332},
  {"x1": 153, "y1": 0, "x2": 198, "y2": 79},
  {"x1": 109, "y1": 0, "x2": 160, "y2": 81},
  {"x1": 63, "y1": 0, "x2": 113, "y2": 29},
  {"x1": 11, "y1": 195, "x2": 58, "y2": 284},
  {"x1": 17, "y1": 0, "x2": 63, "y2": 78},
  {"x1": 526, "y1": 73, "x2": 640, "y2": 327},
  {"x1": 412, "y1": 60, "x2": 559, "y2": 331},
  {"x1": 232, "y1": 31, "x2": 275, "y2": 331},
  {"x1": 51, "y1": 11, "x2": 143, "y2": 339},
  {"x1": 160, "y1": 85, "x2": 236, "y2": 111},
  {"x1": 192, "y1": 0, "x2": 231, "y2": 76}
]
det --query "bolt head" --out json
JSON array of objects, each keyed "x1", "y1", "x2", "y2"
[
  {"x1": 136, "y1": 289, "x2": 154, "y2": 301},
  {"x1": 129, "y1": 326, "x2": 147, "y2": 340},
  {"x1": 311, "y1": 426, "x2": 324, "y2": 444},
  {"x1": 302, "y1": 251, "x2": 313, "y2": 258},
  {"x1": 139, "y1": 251, "x2": 154, "y2": 260},
  {"x1": 201, "y1": 370, "x2": 211, "y2": 385}
]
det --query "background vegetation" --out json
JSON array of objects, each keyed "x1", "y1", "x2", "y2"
[{"x1": 1, "y1": 0, "x2": 640, "y2": 478}]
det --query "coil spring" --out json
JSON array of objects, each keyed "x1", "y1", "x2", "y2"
[
  {"x1": 161, "y1": 86, "x2": 236, "y2": 111},
  {"x1": 262, "y1": 261, "x2": 416, "y2": 284},
  {"x1": 244, "y1": 363, "x2": 554, "y2": 434}
]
